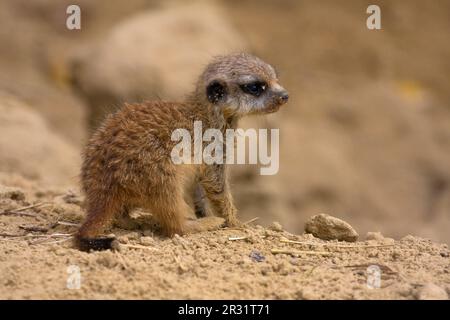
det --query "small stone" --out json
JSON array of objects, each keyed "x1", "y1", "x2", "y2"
[
  {"x1": 111, "y1": 239, "x2": 121, "y2": 251},
  {"x1": 260, "y1": 266, "x2": 271, "y2": 276},
  {"x1": 223, "y1": 252, "x2": 232, "y2": 260},
  {"x1": 117, "y1": 235, "x2": 129, "y2": 244},
  {"x1": 255, "y1": 225, "x2": 265, "y2": 231},
  {"x1": 142, "y1": 230, "x2": 154, "y2": 237},
  {"x1": 139, "y1": 236, "x2": 155, "y2": 246},
  {"x1": 401, "y1": 235, "x2": 416, "y2": 242},
  {"x1": 304, "y1": 213, "x2": 358, "y2": 242},
  {"x1": 249, "y1": 250, "x2": 265, "y2": 262},
  {"x1": 273, "y1": 260, "x2": 291, "y2": 275},
  {"x1": 397, "y1": 284, "x2": 413, "y2": 297},
  {"x1": 296, "y1": 288, "x2": 318, "y2": 300},
  {"x1": 382, "y1": 237, "x2": 395, "y2": 245},
  {"x1": 126, "y1": 232, "x2": 140, "y2": 240},
  {"x1": 177, "y1": 263, "x2": 189, "y2": 274},
  {"x1": 269, "y1": 221, "x2": 283, "y2": 232},
  {"x1": 366, "y1": 231, "x2": 384, "y2": 241},
  {"x1": 0, "y1": 185, "x2": 25, "y2": 201},
  {"x1": 245, "y1": 235, "x2": 260, "y2": 244},
  {"x1": 303, "y1": 233, "x2": 316, "y2": 241},
  {"x1": 264, "y1": 229, "x2": 277, "y2": 237},
  {"x1": 290, "y1": 258, "x2": 299, "y2": 266},
  {"x1": 96, "y1": 252, "x2": 118, "y2": 267},
  {"x1": 172, "y1": 235, "x2": 183, "y2": 245},
  {"x1": 416, "y1": 283, "x2": 448, "y2": 300},
  {"x1": 54, "y1": 249, "x2": 66, "y2": 256},
  {"x1": 199, "y1": 260, "x2": 209, "y2": 268},
  {"x1": 392, "y1": 250, "x2": 402, "y2": 260}
]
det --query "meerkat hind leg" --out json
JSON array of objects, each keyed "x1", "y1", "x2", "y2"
[
  {"x1": 148, "y1": 191, "x2": 186, "y2": 237},
  {"x1": 149, "y1": 189, "x2": 224, "y2": 236}
]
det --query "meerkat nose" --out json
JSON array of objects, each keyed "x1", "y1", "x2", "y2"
[{"x1": 278, "y1": 91, "x2": 289, "y2": 104}]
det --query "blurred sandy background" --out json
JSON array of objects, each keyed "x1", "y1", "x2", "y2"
[{"x1": 0, "y1": 0, "x2": 449, "y2": 243}]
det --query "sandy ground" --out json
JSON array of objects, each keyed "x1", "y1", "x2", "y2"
[
  {"x1": 1, "y1": 185, "x2": 448, "y2": 300},
  {"x1": 0, "y1": 0, "x2": 449, "y2": 300}
]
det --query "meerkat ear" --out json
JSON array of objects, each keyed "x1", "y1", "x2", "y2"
[{"x1": 206, "y1": 80, "x2": 227, "y2": 104}]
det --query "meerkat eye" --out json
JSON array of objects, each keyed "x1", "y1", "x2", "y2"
[{"x1": 240, "y1": 81, "x2": 267, "y2": 97}]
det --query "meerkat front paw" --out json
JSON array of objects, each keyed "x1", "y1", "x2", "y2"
[
  {"x1": 185, "y1": 216, "x2": 225, "y2": 234},
  {"x1": 223, "y1": 206, "x2": 241, "y2": 228}
]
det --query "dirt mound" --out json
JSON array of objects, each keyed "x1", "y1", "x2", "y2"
[
  {"x1": 0, "y1": 181, "x2": 448, "y2": 299},
  {"x1": 0, "y1": 93, "x2": 80, "y2": 186}
]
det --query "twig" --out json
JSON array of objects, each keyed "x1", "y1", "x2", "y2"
[
  {"x1": 121, "y1": 243, "x2": 159, "y2": 251},
  {"x1": 271, "y1": 248, "x2": 332, "y2": 256},
  {"x1": 56, "y1": 221, "x2": 80, "y2": 227},
  {"x1": 243, "y1": 217, "x2": 259, "y2": 225},
  {"x1": 19, "y1": 225, "x2": 48, "y2": 233},
  {"x1": 115, "y1": 251, "x2": 130, "y2": 269},
  {"x1": 0, "y1": 232, "x2": 24, "y2": 238},
  {"x1": 1, "y1": 231, "x2": 74, "y2": 243},
  {"x1": 0, "y1": 202, "x2": 51, "y2": 216},
  {"x1": 0, "y1": 211, "x2": 37, "y2": 217},
  {"x1": 173, "y1": 253, "x2": 188, "y2": 272},
  {"x1": 40, "y1": 237, "x2": 73, "y2": 245},
  {"x1": 304, "y1": 265, "x2": 319, "y2": 278},
  {"x1": 26, "y1": 233, "x2": 73, "y2": 238},
  {"x1": 228, "y1": 236, "x2": 248, "y2": 241},
  {"x1": 280, "y1": 238, "x2": 395, "y2": 249},
  {"x1": 0, "y1": 237, "x2": 25, "y2": 242},
  {"x1": 29, "y1": 234, "x2": 74, "y2": 245}
]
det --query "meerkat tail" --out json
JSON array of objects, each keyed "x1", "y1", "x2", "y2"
[
  {"x1": 75, "y1": 236, "x2": 118, "y2": 252},
  {"x1": 75, "y1": 195, "x2": 122, "y2": 251}
]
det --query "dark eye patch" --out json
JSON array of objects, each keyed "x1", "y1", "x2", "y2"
[
  {"x1": 240, "y1": 81, "x2": 267, "y2": 97},
  {"x1": 206, "y1": 80, "x2": 227, "y2": 104}
]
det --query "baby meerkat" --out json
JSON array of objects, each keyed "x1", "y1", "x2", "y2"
[{"x1": 76, "y1": 53, "x2": 288, "y2": 251}]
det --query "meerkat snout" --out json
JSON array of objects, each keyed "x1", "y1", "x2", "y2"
[{"x1": 76, "y1": 53, "x2": 288, "y2": 251}]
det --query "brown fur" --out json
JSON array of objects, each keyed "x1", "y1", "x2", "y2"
[{"x1": 76, "y1": 53, "x2": 288, "y2": 251}]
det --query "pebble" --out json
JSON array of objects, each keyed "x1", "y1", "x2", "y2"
[
  {"x1": 304, "y1": 213, "x2": 358, "y2": 242},
  {"x1": 249, "y1": 250, "x2": 265, "y2": 262},
  {"x1": 139, "y1": 236, "x2": 155, "y2": 246},
  {"x1": 416, "y1": 283, "x2": 448, "y2": 300},
  {"x1": 269, "y1": 221, "x2": 283, "y2": 232},
  {"x1": 366, "y1": 231, "x2": 384, "y2": 241}
]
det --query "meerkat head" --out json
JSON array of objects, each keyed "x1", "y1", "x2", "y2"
[{"x1": 195, "y1": 53, "x2": 289, "y2": 118}]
